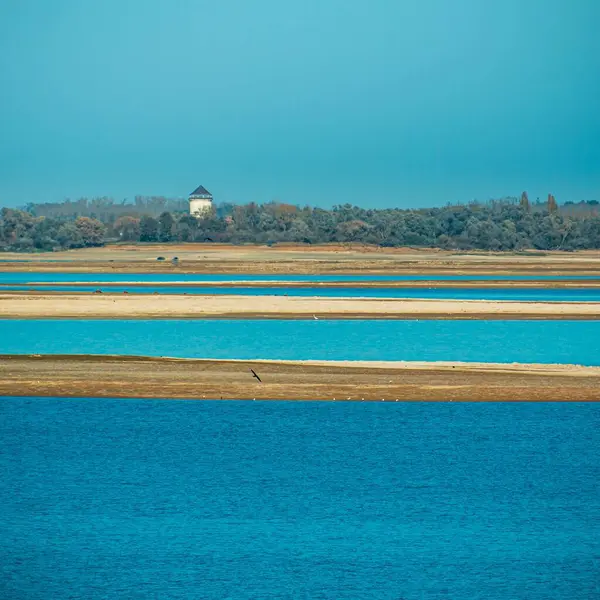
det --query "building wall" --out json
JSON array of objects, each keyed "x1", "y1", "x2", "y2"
[{"x1": 189, "y1": 198, "x2": 212, "y2": 216}]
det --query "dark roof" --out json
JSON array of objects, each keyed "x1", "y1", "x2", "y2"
[{"x1": 189, "y1": 185, "x2": 212, "y2": 197}]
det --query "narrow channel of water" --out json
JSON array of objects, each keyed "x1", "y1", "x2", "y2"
[
  {"x1": 2, "y1": 272, "x2": 600, "y2": 284},
  {"x1": 4, "y1": 284, "x2": 600, "y2": 301},
  {"x1": 1, "y1": 319, "x2": 598, "y2": 365}
]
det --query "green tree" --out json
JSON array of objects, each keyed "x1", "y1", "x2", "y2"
[
  {"x1": 139, "y1": 216, "x2": 159, "y2": 242},
  {"x1": 158, "y1": 212, "x2": 174, "y2": 242},
  {"x1": 56, "y1": 222, "x2": 84, "y2": 248},
  {"x1": 113, "y1": 216, "x2": 141, "y2": 241},
  {"x1": 74, "y1": 217, "x2": 105, "y2": 246},
  {"x1": 1, "y1": 208, "x2": 37, "y2": 243},
  {"x1": 175, "y1": 215, "x2": 198, "y2": 242}
]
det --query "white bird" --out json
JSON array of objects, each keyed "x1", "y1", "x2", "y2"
[{"x1": 313, "y1": 315, "x2": 319, "y2": 320}]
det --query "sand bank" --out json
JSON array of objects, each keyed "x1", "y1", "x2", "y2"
[
  {"x1": 2, "y1": 244, "x2": 600, "y2": 275},
  {"x1": 0, "y1": 292, "x2": 599, "y2": 319},
  {"x1": 1, "y1": 355, "x2": 599, "y2": 401}
]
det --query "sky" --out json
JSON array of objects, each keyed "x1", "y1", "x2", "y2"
[{"x1": 0, "y1": 0, "x2": 599, "y2": 208}]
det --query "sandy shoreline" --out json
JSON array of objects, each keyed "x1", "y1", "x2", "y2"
[
  {"x1": 1, "y1": 292, "x2": 599, "y2": 319},
  {"x1": 1, "y1": 355, "x2": 599, "y2": 401}
]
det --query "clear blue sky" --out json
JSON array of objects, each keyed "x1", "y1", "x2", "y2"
[{"x1": 1, "y1": 0, "x2": 598, "y2": 208}]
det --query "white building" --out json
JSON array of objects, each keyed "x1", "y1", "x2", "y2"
[{"x1": 189, "y1": 185, "x2": 213, "y2": 216}]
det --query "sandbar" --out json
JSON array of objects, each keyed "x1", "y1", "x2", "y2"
[
  {"x1": 2, "y1": 244, "x2": 600, "y2": 276},
  {"x1": 1, "y1": 292, "x2": 599, "y2": 319},
  {"x1": 1, "y1": 355, "x2": 599, "y2": 401}
]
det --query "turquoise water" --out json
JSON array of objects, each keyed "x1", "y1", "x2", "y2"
[
  {"x1": 2, "y1": 319, "x2": 599, "y2": 365},
  {"x1": 4, "y1": 283, "x2": 600, "y2": 301},
  {"x1": 2, "y1": 272, "x2": 600, "y2": 283},
  {"x1": 1, "y1": 398, "x2": 598, "y2": 599}
]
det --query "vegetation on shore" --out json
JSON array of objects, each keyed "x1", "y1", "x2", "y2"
[{"x1": 1, "y1": 194, "x2": 599, "y2": 252}]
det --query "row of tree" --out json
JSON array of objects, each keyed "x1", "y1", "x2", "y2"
[
  {"x1": 25, "y1": 196, "x2": 189, "y2": 222},
  {"x1": 0, "y1": 210, "x2": 106, "y2": 251},
  {"x1": 1, "y1": 194, "x2": 599, "y2": 252}
]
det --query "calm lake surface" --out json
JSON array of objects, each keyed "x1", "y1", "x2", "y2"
[
  {"x1": 1, "y1": 398, "x2": 598, "y2": 599},
  {"x1": 2, "y1": 319, "x2": 600, "y2": 365},
  {"x1": 4, "y1": 283, "x2": 600, "y2": 301},
  {"x1": 2, "y1": 272, "x2": 600, "y2": 284}
]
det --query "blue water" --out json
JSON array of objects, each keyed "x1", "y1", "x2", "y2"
[
  {"x1": 2, "y1": 319, "x2": 599, "y2": 365},
  {"x1": 1, "y1": 272, "x2": 600, "y2": 284},
  {"x1": 5, "y1": 283, "x2": 600, "y2": 301},
  {"x1": 1, "y1": 398, "x2": 598, "y2": 599}
]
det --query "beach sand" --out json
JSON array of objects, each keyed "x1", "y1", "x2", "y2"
[
  {"x1": 1, "y1": 355, "x2": 599, "y2": 401},
  {"x1": 1, "y1": 292, "x2": 599, "y2": 319}
]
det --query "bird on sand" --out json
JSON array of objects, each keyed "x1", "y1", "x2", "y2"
[
  {"x1": 250, "y1": 368, "x2": 262, "y2": 383},
  {"x1": 313, "y1": 315, "x2": 319, "y2": 320}
]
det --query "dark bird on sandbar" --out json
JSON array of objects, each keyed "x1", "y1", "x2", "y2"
[{"x1": 250, "y1": 368, "x2": 262, "y2": 383}]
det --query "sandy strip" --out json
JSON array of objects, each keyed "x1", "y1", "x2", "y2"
[
  {"x1": 1, "y1": 355, "x2": 599, "y2": 401},
  {"x1": 2, "y1": 245, "x2": 600, "y2": 275},
  {"x1": 2, "y1": 262, "x2": 600, "y2": 276},
  {"x1": 1, "y1": 293, "x2": 599, "y2": 319},
  {"x1": 219, "y1": 358, "x2": 600, "y2": 376}
]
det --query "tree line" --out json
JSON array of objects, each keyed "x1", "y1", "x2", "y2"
[{"x1": 1, "y1": 194, "x2": 599, "y2": 252}]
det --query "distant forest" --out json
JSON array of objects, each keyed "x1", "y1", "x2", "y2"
[{"x1": 1, "y1": 194, "x2": 599, "y2": 252}]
